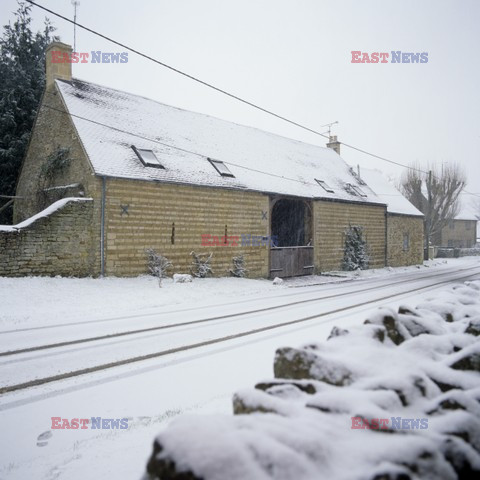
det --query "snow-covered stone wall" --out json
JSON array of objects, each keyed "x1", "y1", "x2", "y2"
[
  {"x1": 144, "y1": 281, "x2": 480, "y2": 480},
  {"x1": 0, "y1": 198, "x2": 98, "y2": 277}
]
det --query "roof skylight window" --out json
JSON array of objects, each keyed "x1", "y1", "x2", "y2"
[
  {"x1": 315, "y1": 179, "x2": 334, "y2": 193},
  {"x1": 131, "y1": 145, "x2": 164, "y2": 168},
  {"x1": 345, "y1": 183, "x2": 367, "y2": 197},
  {"x1": 208, "y1": 158, "x2": 235, "y2": 177}
]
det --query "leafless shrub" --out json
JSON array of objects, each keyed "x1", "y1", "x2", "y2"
[{"x1": 146, "y1": 248, "x2": 172, "y2": 287}]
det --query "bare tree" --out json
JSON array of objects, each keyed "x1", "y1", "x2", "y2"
[{"x1": 399, "y1": 163, "x2": 466, "y2": 249}]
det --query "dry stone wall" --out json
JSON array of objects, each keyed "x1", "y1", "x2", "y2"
[{"x1": 0, "y1": 198, "x2": 98, "y2": 277}]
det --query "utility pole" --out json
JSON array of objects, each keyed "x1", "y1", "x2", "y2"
[{"x1": 425, "y1": 170, "x2": 432, "y2": 260}]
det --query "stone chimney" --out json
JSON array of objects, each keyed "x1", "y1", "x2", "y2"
[
  {"x1": 45, "y1": 42, "x2": 73, "y2": 89},
  {"x1": 326, "y1": 135, "x2": 341, "y2": 155}
]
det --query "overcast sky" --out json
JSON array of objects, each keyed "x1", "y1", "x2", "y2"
[{"x1": 2, "y1": 0, "x2": 480, "y2": 206}]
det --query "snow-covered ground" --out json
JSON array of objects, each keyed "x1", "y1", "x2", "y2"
[
  {"x1": 150, "y1": 280, "x2": 480, "y2": 479},
  {"x1": 0, "y1": 258, "x2": 470, "y2": 331},
  {"x1": 0, "y1": 257, "x2": 479, "y2": 480}
]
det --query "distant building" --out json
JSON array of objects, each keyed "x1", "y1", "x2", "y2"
[{"x1": 434, "y1": 197, "x2": 478, "y2": 248}]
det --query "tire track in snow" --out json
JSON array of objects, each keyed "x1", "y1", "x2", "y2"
[
  {"x1": 1, "y1": 264, "x2": 479, "y2": 358},
  {"x1": 1, "y1": 267, "x2": 479, "y2": 395},
  {"x1": 0, "y1": 263, "x2": 473, "y2": 335}
]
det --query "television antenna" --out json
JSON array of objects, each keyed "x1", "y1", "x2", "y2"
[
  {"x1": 320, "y1": 121, "x2": 339, "y2": 137},
  {"x1": 71, "y1": 0, "x2": 80, "y2": 52}
]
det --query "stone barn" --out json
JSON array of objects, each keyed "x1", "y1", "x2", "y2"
[{"x1": 1, "y1": 42, "x2": 396, "y2": 278}]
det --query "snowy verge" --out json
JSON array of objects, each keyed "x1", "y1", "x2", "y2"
[
  {"x1": 144, "y1": 281, "x2": 480, "y2": 480},
  {"x1": 1, "y1": 257, "x2": 473, "y2": 331},
  {"x1": 0, "y1": 197, "x2": 92, "y2": 232}
]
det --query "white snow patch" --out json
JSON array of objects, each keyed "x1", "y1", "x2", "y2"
[
  {"x1": 148, "y1": 278, "x2": 480, "y2": 479},
  {"x1": 173, "y1": 273, "x2": 193, "y2": 283},
  {"x1": 0, "y1": 197, "x2": 91, "y2": 232}
]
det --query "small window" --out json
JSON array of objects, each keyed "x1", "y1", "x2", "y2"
[
  {"x1": 208, "y1": 158, "x2": 235, "y2": 177},
  {"x1": 448, "y1": 220, "x2": 455, "y2": 229},
  {"x1": 448, "y1": 240, "x2": 454, "y2": 247},
  {"x1": 345, "y1": 183, "x2": 367, "y2": 197},
  {"x1": 315, "y1": 179, "x2": 334, "y2": 193},
  {"x1": 403, "y1": 233, "x2": 410, "y2": 251},
  {"x1": 132, "y1": 145, "x2": 164, "y2": 168},
  {"x1": 466, "y1": 221, "x2": 471, "y2": 231}
]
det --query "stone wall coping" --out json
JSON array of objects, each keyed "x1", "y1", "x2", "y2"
[{"x1": 0, "y1": 197, "x2": 92, "y2": 232}]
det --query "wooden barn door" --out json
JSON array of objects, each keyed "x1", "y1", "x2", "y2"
[
  {"x1": 269, "y1": 197, "x2": 314, "y2": 278},
  {"x1": 270, "y1": 246, "x2": 314, "y2": 278}
]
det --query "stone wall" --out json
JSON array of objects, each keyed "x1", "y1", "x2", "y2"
[
  {"x1": 4, "y1": 178, "x2": 418, "y2": 277},
  {"x1": 101, "y1": 178, "x2": 394, "y2": 277},
  {"x1": 103, "y1": 178, "x2": 271, "y2": 277},
  {"x1": 0, "y1": 199, "x2": 98, "y2": 277},
  {"x1": 145, "y1": 282, "x2": 480, "y2": 479},
  {"x1": 387, "y1": 214, "x2": 424, "y2": 267},
  {"x1": 313, "y1": 200, "x2": 387, "y2": 271}
]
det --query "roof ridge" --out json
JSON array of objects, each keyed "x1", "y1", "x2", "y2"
[
  {"x1": 56, "y1": 77, "x2": 332, "y2": 153},
  {"x1": 54, "y1": 77, "x2": 386, "y2": 205}
]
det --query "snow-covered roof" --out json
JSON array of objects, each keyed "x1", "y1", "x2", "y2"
[
  {"x1": 454, "y1": 194, "x2": 478, "y2": 221},
  {"x1": 356, "y1": 168, "x2": 423, "y2": 216},
  {"x1": 55, "y1": 78, "x2": 385, "y2": 205}
]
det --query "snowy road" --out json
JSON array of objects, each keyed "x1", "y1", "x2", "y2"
[
  {"x1": 1, "y1": 258, "x2": 480, "y2": 479},
  {"x1": 1, "y1": 262, "x2": 480, "y2": 391}
]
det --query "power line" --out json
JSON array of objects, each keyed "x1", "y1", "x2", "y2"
[
  {"x1": 26, "y1": 0, "x2": 428, "y2": 176},
  {"x1": 38, "y1": 100, "x2": 361, "y2": 194},
  {"x1": 27, "y1": 2, "x2": 329, "y2": 139},
  {"x1": 341, "y1": 143, "x2": 427, "y2": 174},
  {"x1": 41, "y1": 90, "x2": 480, "y2": 201},
  {"x1": 26, "y1": 0, "x2": 479, "y2": 197},
  {"x1": 40, "y1": 95, "x2": 398, "y2": 200}
]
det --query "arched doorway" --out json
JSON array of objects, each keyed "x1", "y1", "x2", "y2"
[{"x1": 270, "y1": 198, "x2": 314, "y2": 278}]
